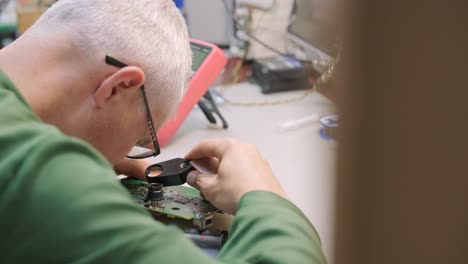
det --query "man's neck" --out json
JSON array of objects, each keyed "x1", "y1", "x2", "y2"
[{"x1": 0, "y1": 29, "x2": 99, "y2": 130}]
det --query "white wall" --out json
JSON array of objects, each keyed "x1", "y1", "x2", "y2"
[{"x1": 185, "y1": 0, "x2": 234, "y2": 46}]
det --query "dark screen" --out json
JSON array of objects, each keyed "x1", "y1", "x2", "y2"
[{"x1": 191, "y1": 43, "x2": 212, "y2": 72}]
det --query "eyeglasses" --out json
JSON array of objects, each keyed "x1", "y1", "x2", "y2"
[{"x1": 105, "y1": 55, "x2": 161, "y2": 159}]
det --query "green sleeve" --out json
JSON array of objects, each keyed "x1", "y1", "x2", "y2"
[
  {"x1": 5, "y1": 138, "x2": 325, "y2": 263},
  {"x1": 3, "y1": 137, "x2": 215, "y2": 263},
  {"x1": 219, "y1": 191, "x2": 327, "y2": 264}
]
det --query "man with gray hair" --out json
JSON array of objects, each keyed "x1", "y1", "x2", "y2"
[{"x1": 0, "y1": 0, "x2": 326, "y2": 263}]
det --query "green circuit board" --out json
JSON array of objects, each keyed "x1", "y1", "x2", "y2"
[{"x1": 121, "y1": 179, "x2": 218, "y2": 221}]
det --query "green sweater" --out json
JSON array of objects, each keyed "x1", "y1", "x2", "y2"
[{"x1": 0, "y1": 70, "x2": 326, "y2": 263}]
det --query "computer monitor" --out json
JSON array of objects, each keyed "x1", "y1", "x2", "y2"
[{"x1": 287, "y1": 0, "x2": 339, "y2": 62}]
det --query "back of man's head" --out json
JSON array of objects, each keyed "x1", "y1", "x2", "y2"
[{"x1": 31, "y1": 0, "x2": 191, "y2": 116}]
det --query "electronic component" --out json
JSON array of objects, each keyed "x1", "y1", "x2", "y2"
[
  {"x1": 146, "y1": 183, "x2": 164, "y2": 207},
  {"x1": 251, "y1": 56, "x2": 317, "y2": 94},
  {"x1": 121, "y1": 179, "x2": 219, "y2": 231},
  {"x1": 157, "y1": 39, "x2": 227, "y2": 147},
  {"x1": 121, "y1": 158, "x2": 229, "y2": 250}
]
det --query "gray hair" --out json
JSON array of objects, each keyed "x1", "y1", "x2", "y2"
[{"x1": 34, "y1": 0, "x2": 191, "y2": 119}]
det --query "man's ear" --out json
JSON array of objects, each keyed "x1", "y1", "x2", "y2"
[{"x1": 95, "y1": 66, "x2": 145, "y2": 108}]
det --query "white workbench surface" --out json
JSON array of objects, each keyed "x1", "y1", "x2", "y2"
[{"x1": 148, "y1": 82, "x2": 336, "y2": 260}]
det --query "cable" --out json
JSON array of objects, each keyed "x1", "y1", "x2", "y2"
[
  {"x1": 288, "y1": 0, "x2": 298, "y2": 26},
  {"x1": 221, "y1": 8, "x2": 316, "y2": 108},
  {"x1": 222, "y1": 0, "x2": 332, "y2": 69},
  {"x1": 223, "y1": 0, "x2": 339, "y2": 70},
  {"x1": 219, "y1": 0, "x2": 338, "y2": 107},
  {"x1": 218, "y1": 85, "x2": 316, "y2": 107},
  {"x1": 222, "y1": 0, "x2": 293, "y2": 59}
]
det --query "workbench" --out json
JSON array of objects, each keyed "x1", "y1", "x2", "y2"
[{"x1": 147, "y1": 81, "x2": 336, "y2": 260}]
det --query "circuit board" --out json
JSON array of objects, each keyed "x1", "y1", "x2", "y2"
[{"x1": 121, "y1": 179, "x2": 219, "y2": 230}]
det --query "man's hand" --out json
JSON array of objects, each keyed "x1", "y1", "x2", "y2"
[
  {"x1": 185, "y1": 138, "x2": 289, "y2": 215},
  {"x1": 113, "y1": 159, "x2": 152, "y2": 180}
]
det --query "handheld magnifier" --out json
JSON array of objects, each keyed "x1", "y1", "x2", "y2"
[{"x1": 145, "y1": 158, "x2": 194, "y2": 186}]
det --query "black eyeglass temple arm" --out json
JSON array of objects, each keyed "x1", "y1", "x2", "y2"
[{"x1": 140, "y1": 86, "x2": 161, "y2": 156}]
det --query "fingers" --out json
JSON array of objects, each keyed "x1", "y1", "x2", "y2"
[
  {"x1": 113, "y1": 159, "x2": 152, "y2": 180},
  {"x1": 184, "y1": 138, "x2": 239, "y2": 161},
  {"x1": 189, "y1": 157, "x2": 219, "y2": 174}
]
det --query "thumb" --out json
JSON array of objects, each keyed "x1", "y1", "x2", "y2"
[
  {"x1": 187, "y1": 171, "x2": 216, "y2": 190},
  {"x1": 187, "y1": 170, "x2": 200, "y2": 189},
  {"x1": 186, "y1": 171, "x2": 217, "y2": 199},
  {"x1": 187, "y1": 170, "x2": 208, "y2": 200},
  {"x1": 187, "y1": 170, "x2": 215, "y2": 189}
]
